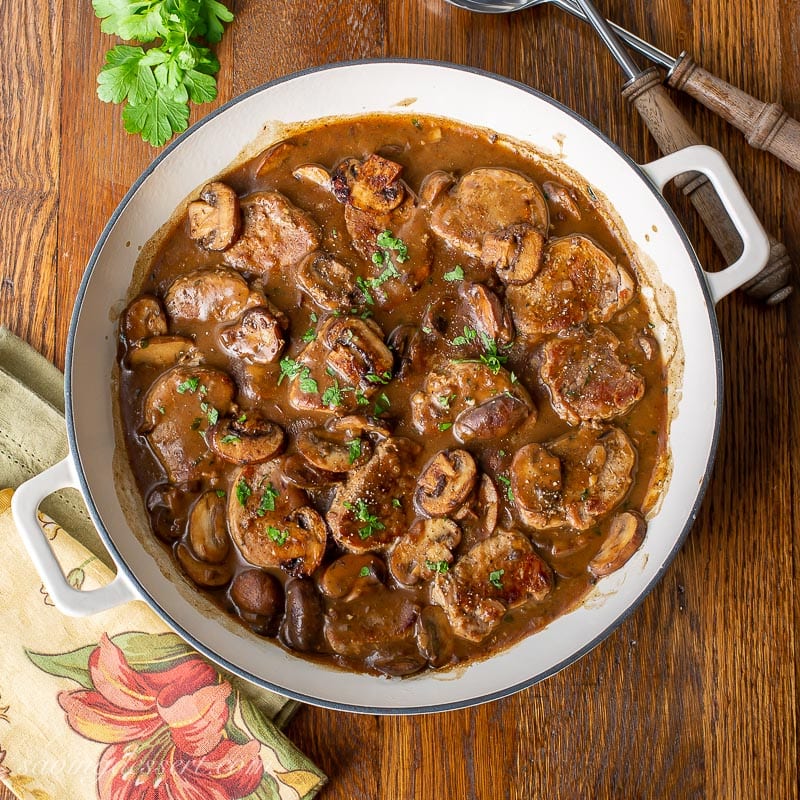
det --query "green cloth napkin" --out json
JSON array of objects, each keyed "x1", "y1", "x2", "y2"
[{"x1": 0, "y1": 327, "x2": 326, "y2": 800}]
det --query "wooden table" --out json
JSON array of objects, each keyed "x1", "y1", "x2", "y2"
[{"x1": 2, "y1": 1, "x2": 797, "y2": 797}]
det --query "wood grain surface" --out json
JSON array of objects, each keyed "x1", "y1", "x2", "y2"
[{"x1": 1, "y1": 1, "x2": 798, "y2": 798}]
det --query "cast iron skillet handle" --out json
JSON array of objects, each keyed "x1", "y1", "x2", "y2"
[
  {"x1": 639, "y1": 145, "x2": 770, "y2": 304},
  {"x1": 11, "y1": 458, "x2": 138, "y2": 616}
]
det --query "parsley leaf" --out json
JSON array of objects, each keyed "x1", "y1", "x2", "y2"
[
  {"x1": 359, "y1": 565, "x2": 371, "y2": 577},
  {"x1": 438, "y1": 422, "x2": 453, "y2": 431},
  {"x1": 235, "y1": 478, "x2": 251, "y2": 507},
  {"x1": 348, "y1": 438, "x2": 362, "y2": 464},
  {"x1": 343, "y1": 498, "x2": 385, "y2": 539},
  {"x1": 256, "y1": 484, "x2": 280, "y2": 516},
  {"x1": 488, "y1": 569, "x2": 505, "y2": 589},
  {"x1": 451, "y1": 326, "x2": 478, "y2": 347},
  {"x1": 443, "y1": 265, "x2": 464, "y2": 282},
  {"x1": 426, "y1": 560, "x2": 450, "y2": 574},
  {"x1": 267, "y1": 526, "x2": 289, "y2": 546},
  {"x1": 93, "y1": 0, "x2": 234, "y2": 147},
  {"x1": 278, "y1": 357, "x2": 318, "y2": 394},
  {"x1": 497, "y1": 474, "x2": 514, "y2": 502},
  {"x1": 176, "y1": 376, "x2": 199, "y2": 394}
]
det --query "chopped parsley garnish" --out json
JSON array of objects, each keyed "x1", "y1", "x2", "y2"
[
  {"x1": 309, "y1": 311, "x2": 318, "y2": 323},
  {"x1": 322, "y1": 380, "x2": 348, "y2": 409},
  {"x1": 488, "y1": 569, "x2": 505, "y2": 589},
  {"x1": 392, "y1": 498, "x2": 402, "y2": 508},
  {"x1": 451, "y1": 326, "x2": 478, "y2": 347},
  {"x1": 301, "y1": 328, "x2": 316, "y2": 343},
  {"x1": 421, "y1": 325, "x2": 434, "y2": 335},
  {"x1": 366, "y1": 370, "x2": 392, "y2": 385},
  {"x1": 426, "y1": 560, "x2": 450, "y2": 574},
  {"x1": 443, "y1": 265, "x2": 464, "y2": 282},
  {"x1": 356, "y1": 276, "x2": 375, "y2": 305},
  {"x1": 438, "y1": 422, "x2": 453, "y2": 432},
  {"x1": 375, "y1": 230, "x2": 409, "y2": 263},
  {"x1": 215, "y1": 489, "x2": 226, "y2": 498},
  {"x1": 267, "y1": 526, "x2": 289, "y2": 546},
  {"x1": 348, "y1": 438, "x2": 363, "y2": 464},
  {"x1": 411, "y1": 118, "x2": 422, "y2": 129},
  {"x1": 235, "y1": 478, "x2": 252, "y2": 507},
  {"x1": 237, "y1": 413, "x2": 247, "y2": 423},
  {"x1": 200, "y1": 402, "x2": 219, "y2": 426},
  {"x1": 359, "y1": 565, "x2": 371, "y2": 577},
  {"x1": 277, "y1": 357, "x2": 318, "y2": 394},
  {"x1": 439, "y1": 393, "x2": 456, "y2": 409},
  {"x1": 256, "y1": 483, "x2": 280, "y2": 516},
  {"x1": 220, "y1": 434, "x2": 241, "y2": 444},
  {"x1": 373, "y1": 392, "x2": 391, "y2": 416},
  {"x1": 343, "y1": 498, "x2": 385, "y2": 540},
  {"x1": 157, "y1": 405, "x2": 166, "y2": 415},
  {"x1": 176, "y1": 376, "x2": 200, "y2": 394},
  {"x1": 497, "y1": 474, "x2": 514, "y2": 502},
  {"x1": 355, "y1": 391, "x2": 370, "y2": 406}
]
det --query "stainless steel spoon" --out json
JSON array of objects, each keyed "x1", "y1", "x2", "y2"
[{"x1": 445, "y1": 0, "x2": 800, "y2": 174}]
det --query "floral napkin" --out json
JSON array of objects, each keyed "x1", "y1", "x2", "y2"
[{"x1": 0, "y1": 329, "x2": 326, "y2": 800}]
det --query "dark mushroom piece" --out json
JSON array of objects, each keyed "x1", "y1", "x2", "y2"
[
  {"x1": 207, "y1": 414, "x2": 285, "y2": 465},
  {"x1": 230, "y1": 569, "x2": 283, "y2": 634},
  {"x1": 219, "y1": 306, "x2": 287, "y2": 365},
  {"x1": 460, "y1": 282, "x2": 515, "y2": 346},
  {"x1": 326, "y1": 414, "x2": 392, "y2": 441},
  {"x1": 323, "y1": 316, "x2": 394, "y2": 390},
  {"x1": 453, "y1": 393, "x2": 530, "y2": 444},
  {"x1": 296, "y1": 251, "x2": 360, "y2": 311},
  {"x1": 542, "y1": 180, "x2": 582, "y2": 221},
  {"x1": 389, "y1": 517, "x2": 461, "y2": 586},
  {"x1": 318, "y1": 553, "x2": 384, "y2": 600},
  {"x1": 147, "y1": 484, "x2": 188, "y2": 543},
  {"x1": 281, "y1": 452, "x2": 346, "y2": 490},
  {"x1": 296, "y1": 427, "x2": 373, "y2": 473},
  {"x1": 187, "y1": 181, "x2": 242, "y2": 251},
  {"x1": 331, "y1": 154, "x2": 405, "y2": 213},
  {"x1": 280, "y1": 578, "x2": 325, "y2": 652},
  {"x1": 292, "y1": 163, "x2": 331, "y2": 189},
  {"x1": 187, "y1": 490, "x2": 230, "y2": 563},
  {"x1": 121, "y1": 295, "x2": 168, "y2": 345},
  {"x1": 481, "y1": 223, "x2": 546, "y2": 285},
  {"x1": 415, "y1": 449, "x2": 478, "y2": 518},
  {"x1": 127, "y1": 336, "x2": 196, "y2": 370},
  {"x1": 175, "y1": 542, "x2": 233, "y2": 588},
  {"x1": 415, "y1": 605, "x2": 455, "y2": 668},
  {"x1": 589, "y1": 510, "x2": 647, "y2": 578}
]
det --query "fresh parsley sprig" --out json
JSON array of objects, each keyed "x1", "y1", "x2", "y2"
[{"x1": 93, "y1": 0, "x2": 234, "y2": 147}]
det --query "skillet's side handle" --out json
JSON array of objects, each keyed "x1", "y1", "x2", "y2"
[
  {"x1": 639, "y1": 145, "x2": 770, "y2": 304},
  {"x1": 11, "y1": 458, "x2": 137, "y2": 616}
]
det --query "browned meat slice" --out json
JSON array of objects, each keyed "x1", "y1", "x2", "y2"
[
  {"x1": 541, "y1": 326, "x2": 645, "y2": 424},
  {"x1": 287, "y1": 315, "x2": 393, "y2": 414},
  {"x1": 481, "y1": 223, "x2": 546, "y2": 286},
  {"x1": 511, "y1": 425, "x2": 635, "y2": 531},
  {"x1": 332, "y1": 154, "x2": 405, "y2": 213},
  {"x1": 219, "y1": 306, "x2": 288, "y2": 364},
  {"x1": 296, "y1": 251, "x2": 361, "y2": 311},
  {"x1": 410, "y1": 360, "x2": 534, "y2": 442},
  {"x1": 430, "y1": 529, "x2": 552, "y2": 642},
  {"x1": 140, "y1": 365, "x2": 235, "y2": 484},
  {"x1": 389, "y1": 517, "x2": 462, "y2": 586},
  {"x1": 506, "y1": 235, "x2": 635, "y2": 335},
  {"x1": 425, "y1": 168, "x2": 548, "y2": 259},
  {"x1": 227, "y1": 460, "x2": 327, "y2": 577},
  {"x1": 327, "y1": 437, "x2": 421, "y2": 553},
  {"x1": 121, "y1": 295, "x2": 168, "y2": 345},
  {"x1": 187, "y1": 181, "x2": 241, "y2": 251},
  {"x1": 163, "y1": 267, "x2": 265, "y2": 327},
  {"x1": 223, "y1": 191, "x2": 320, "y2": 278}
]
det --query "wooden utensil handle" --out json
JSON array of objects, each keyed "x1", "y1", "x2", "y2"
[
  {"x1": 621, "y1": 68, "x2": 793, "y2": 304},
  {"x1": 668, "y1": 52, "x2": 800, "y2": 173}
]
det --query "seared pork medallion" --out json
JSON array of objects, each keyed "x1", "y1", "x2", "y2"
[{"x1": 118, "y1": 113, "x2": 669, "y2": 675}]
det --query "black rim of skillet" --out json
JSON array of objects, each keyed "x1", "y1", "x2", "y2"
[{"x1": 65, "y1": 58, "x2": 723, "y2": 715}]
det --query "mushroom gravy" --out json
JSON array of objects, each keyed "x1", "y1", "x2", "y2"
[{"x1": 117, "y1": 114, "x2": 669, "y2": 676}]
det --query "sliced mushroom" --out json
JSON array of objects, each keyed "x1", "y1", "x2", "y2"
[
  {"x1": 325, "y1": 414, "x2": 392, "y2": 441},
  {"x1": 542, "y1": 180, "x2": 581, "y2": 221},
  {"x1": 127, "y1": 335, "x2": 196, "y2": 369},
  {"x1": 415, "y1": 449, "x2": 477, "y2": 518},
  {"x1": 164, "y1": 267, "x2": 265, "y2": 325},
  {"x1": 323, "y1": 316, "x2": 394, "y2": 390},
  {"x1": 121, "y1": 295, "x2": 168, "y2": 344},
  {"x1": 296, "y1": 427, "x2": 373, "y2": 473},
  {"x1": 292, "y1": 163, "x2": 331, "y2": 189},
  {"x1": 188, "y1": 490, "x2": 230, "y2": 563},
  {"x1": 387, "y1": 323, "x2": 425, "y2": 379},
  {"x1": 188, "y1": 181, "x2": 241, "y2": 251},
  {"x1": 281, "y1": 452, "x2": 346, "y2": 490},
  {"x1": 389, "y1": 517, "x2": 461, "y2": 586},
  {"x1": 318, "y1": 553, "x2": 384, "y2": 599},
  {"x1": 296, "y1": 251, "x2": 360, "y2": 311},
  {"x1": 176, "y1": 542, "x2": 233, "y2": 588},
  {"x1": 415, "y1": 605, "x2": 455, "y2": 668},
  {"x1": 460, "y1": 282, "x2": 515, "y2": 345},
  {"x1": 589, "y1": 510, "x2": 647, "y2": 578},
  {"x1": 369, "y1": 646, "x2": 427, "y2": 677},
  {"x1": 207, "y1": 414, "x2": 285, "y2": 465},
  {"x1": 280, "y1": 578, "x2": 325, "y2": 652},
  {"x1": 227, "y1": 461, "x2": 327, "y2": 576},
  {"x1": 219, "y1": 306, "x2": 287, "y2": 364},
  {"x1": 147, "y1": 484, "x2": 188, "y2": 543},
  {"x1": 481, "y1": 223, "x2": 546, "y2": 285},
  {"x1": 331, "y1": 154, "x2": 405, "y2": 213},
  {"x1": 453, "y1": 393, "x2": 530, "y2": 443}
]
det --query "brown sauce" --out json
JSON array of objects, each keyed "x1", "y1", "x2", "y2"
[{"x1": 118, "y1": 113, "x2": 668, "y2": 676}]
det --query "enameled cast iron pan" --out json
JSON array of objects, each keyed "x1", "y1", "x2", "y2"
[{"x1": 12, "y1": 61, "x2": 768, "y2": 713}]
